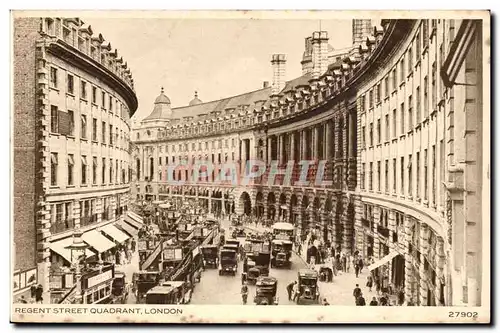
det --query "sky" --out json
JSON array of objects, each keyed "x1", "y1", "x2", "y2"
[{"x1": 83, "y1": 17, "x2": 353, "y2": 122}]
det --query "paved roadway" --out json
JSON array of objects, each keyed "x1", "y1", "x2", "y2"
[{"x1": 190, "y1": 219, "x2": 308, "y2": 305}]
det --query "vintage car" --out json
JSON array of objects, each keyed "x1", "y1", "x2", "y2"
[
  {"x1": 245, "y1": 256, "x2": 260, "y2": 285},
  {"x1": 200, "y1": 245, "x2": 219, "y2": 268},
  {"x1": 219, "y1": 249, "x2": 238, "y2": 276},
  {"x1": 296, "y1": 269, "x2": 320, "y2": 305},
  {"x1": 254, "y1": 276, "x2": 279, "y2": 305},
  {"x1": 271, "y1": 239, "x2": 293, "y2": 268},
  {"x1": 132, "y1": 271, "x2": 161, "y2": 303},
  {"x1": 231, "y1": 227, "x2": 247, "y2": 239},
  {"x1": 145, "y1": 281, "x2": 192, "y2": 304},
  {"x1": 111, "y1": 271, "x2": 129, "y2": 304}
]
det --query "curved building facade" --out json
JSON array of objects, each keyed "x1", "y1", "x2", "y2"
[
  {"x1": 14, "y1": 17, "x2": 138, "y2": 302},
  {"x1": 131, "y1": 19, "x2": 485, "y2": 306}
]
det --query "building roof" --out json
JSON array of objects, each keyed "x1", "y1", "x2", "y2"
[
  {"x1": 189, "y1": 91, "x2": 203, "y2": 106},
  {"x1": 142, "y1": 87, "x2": 172, "y2": 122}
]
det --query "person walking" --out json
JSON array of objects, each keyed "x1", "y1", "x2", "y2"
[
  {"x1": 366, "y1": 275, "x2": 373, "y2": 292},
  {"x1": 354, "y1": 259, "x2": 360, "y2": 278},
  {"x1": 131, "y1": 238, "x2": 136, "y2": 252},
  {"x1": 369, "y1": 297, "x2": 378, "y2": 306},
  {"x1": 375, "y1": 276, "x2": 381, "y2": 295},
  {"x1": 292, "y1": 282, "x2": 300, "y2": 302},
  {"x1": 286, "y1": 281, "x2": 296, "y2": 301},
  {"x1": 358, "y1": 257, "x2": 364, "y2": 273},
  {"x1": 356, "y1": 293, "x2": 366, "y2": 306},
  {"x1": 346, "y1": 253, "x2": 351, "y2": 273},
  {"x1": 353, "y1": 284, "x2": 362, "y2": 302},
  {"x1": 341, "y1": 254, "x2": 347, "y2": 272}
]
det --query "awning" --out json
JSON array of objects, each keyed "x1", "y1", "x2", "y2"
[
  {"x1": 100, "y1": 224, "x2": 130, "y2": 243},
  {"x1": 50, "y1": 237, "x2": 95, "y2": 263},
  {"x1": 116, "y1": 220, "x2": 138, "y2": 237},
  {"x1": 368, "y1": 251, "x2": 400, "y2": 271},
  {"x1": 82, "y1": 229, "x2": 115, "y2": 253},
  {"x1": 125, "y1": 215, "x2": 142, "y2": 230}
]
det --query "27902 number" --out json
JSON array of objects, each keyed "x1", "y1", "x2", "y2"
[{"x1": 449, "y1": 311, "x2": 478, "y2": 318}]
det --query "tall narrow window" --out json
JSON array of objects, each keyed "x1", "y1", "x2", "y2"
[
  {"x1": 92, "y1": 86, "x2": 97, "y2": 104},
  {"x1": 408, "y1": 154, "x2": 413, "y2": 196},
  {"x1": 80, "y1": 114, "x2": 87, "y2": 139},
  {"x1": 424, "y1": 149, "x2": 428, "y2": 200},
  {"x1": 369, "y1": 162, "x2": 373, "y2": 191},
  {"x1": 393, "y1": 158, "x2": 397, "y2": 193},
  {"x1": 369, "y1": 90, "x2": 373, "y2": 108},
  {"x1": 68, "y1": 154, "x2": 74, "y2": 186},
  {"x1": 377, "y1": 119, "x2": 381, "y2": 144},
  {"x1": 102, "y1": 121, "x2": 106, "y2": 143},
  {"x1": 50, "y1": 67, "x2": 58, "y2": 88},
  {"x1": 109, "y1": 96, "x2": 113, "y2": 112},
  {"x1": 424, "y1": 76, "x2": 429, "y2": 118},
  {"x1": 432, "y1": 145, "x2": 436, "y2": 204},
  {"x1": 110, "y1": 158, "x2": 113, "y2": 184},
  {"x1": 408, "y1": 95, "x2": 413, "y2": 130},
  {"x1": 68, "y1": 110, "x2": 75, "y2": 136},
  {"x1": 102, "y1": 158, "x2": 106, "y2": 184},
  {"x1": 400, "y1": 157, "x2": 405, "y2": 194},
  {"x1": 67, "y1": 74, "x2": 74, "y2": 94},
  {"x1": 400, "y1": 57, "x2": 405, "y2": 82},
  {"x1": 109, "y1": 125, "x2": 113, "y2": 145},
  {"x1": 51, "y1": 153, "x2": 58, "y2": 186},
  {"x1": 416, "y1": 86, "x2": 421, "y2": 123},
  {"x1": 92, "y1": 118, "x2": 97, "y2": 141},
  {"x1": 400, "y1": 103, "x2": 405, "y2": 134},
  {"x1": 385, "y1": 114, "x2": 389, "y2": 141},
  {"x1": 408, "y1": 47, "x2": 413, "y2": 72},
  {"x1": 392, "y1": 109, "x2": 397, "y2": 138},
  {"x1": 385, "y1": 160, "x2": 389, "y2": 193},
  {"x1": 392, "y1": 69, "x2": 397, "y2": 91},
  {"x1": 361, "y1": 163, "x2": 366, "y2": 189},
  {"x1": 432, "y1": 62, "x2": 437, "y2": 110},
  {"x1": 80, "y1": 80, "x2": 87, "y2": 100},
  {"x1": 369, "y1": 123, "x2": 373, "y2": 146},
  {"x1": 416, "y1": 31, "x2": 421, "y2": 56},
  {"x1": 92, "y1": 156, "x2": 97, "y2": 185},
  {"x1": 384, "y1": 77, "x2": 389, "y2": 98},
  {"x1": 51, "y1": 105, "x2": 59, "y2": 133},
  {"x1": 102, "y1": 91, "x2": 106, "y2": 109},
  {"x1": 377, "y1": 161, "x2": 381, "y2": 192},
  {"x1": 81, "y1": 155, "x2": 87, "y2": 185},
  {"x1": 417, "y1": 152, "x2": 421, "y2": 199},
  {"x1": 362, "y1": 126, "x2": 366, "y2": 147}
]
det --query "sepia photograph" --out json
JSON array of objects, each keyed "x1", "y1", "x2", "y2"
[{"x1": 10, "y1": 10, "x2": 490, "y2": 323}]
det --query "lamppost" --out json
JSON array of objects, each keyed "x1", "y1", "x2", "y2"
[{"x1": 65, "y1": 229, "x2": 88, "y2": 304}]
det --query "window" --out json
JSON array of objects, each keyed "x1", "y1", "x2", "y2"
[
  {"x1": 109, "y1": 96, "x2": 113, "y2": 112},
  {"x1": 102, "y1": 121, "x2": 106, "y2": 143},
  {"x1": 360, "y1": 95, "x2": 366, "y2": 111},
  {"x1": 81, "y1": 155, "x2": 87, "y2": 185},
  {"x1": 400, "y1": 57, "x2": 405, "y2": 82},
  {"x1": 50, "y1": 67, "x2": 58, "y2": 88},
  {"x1": 102, "y1": 158, "x2": 106, "y2": 184},
  {"x1": 384, "y1": 77, "x2": 389, "y2": 98},
  {"x1": 92, "y1": 157, "x2": 97, "y2": 185},
  {"x1": 392, "y1": 109, "x2": 397, "y2": 138},
  {"x1": 110, "y1": 158, "x2": 113, "y2": 184},
  {"x1": 385, "y1": 160, "x2": 389, "y2": 193},
  {"x1": 362, "y1": 126, "x2": 366, "y2": 147},
  {"x1": 377, "y1": 161, "x2": 381, "y2": 192},
  {"x1": 377, "y1": 119, "x2": 381, "y2": 144},
  {"x1": 408, "y1": 154, "x2": 412, "y2": 196},
  {"x1": 92, "y1": 118, "x2": 97, "y2": 141},
  {"x1": 361, "y1": 163, "x2": 366, "y2": 189},
  {"x1": 415, "y1": 86, "x2": 421, "y2": 124},
  {"x1": 424, "y1": 76, "x2": 429, "y2": 118},
  {"x1": 392, "y1": 69, "x2": 397, "y2": 91},
  {"x1": 416, "y1": 31, "x2": 421, "y2": 56},
  {"x1": 400, "y1": 157, "x2": 405, "y2": 194},
  {"x1": 50, "y1": 153, "x2": 58, "y2": 186},
  {"x1": 68, "y1": 110, "x2": 74, "y2": 136},
  {"x1": 424, "y1": 149, "x2": 428, "y2": 200},
  {"x1": 432, "y1": 145, "x2": 436, "y2": 204},
  {"x1": 400, "y1": 103, "x2": 405, "y2": 134},
  {"x1": 385, "y1": 114, "x2": 389, "y2": 141},
  {"x1": 369, "y1": 162, "x2": 373, "y2": 191},
  {"x1": 416, "y1": 152, "x2": 420, "y2": 198},
  {"x1": 432, "y1": 62, "x2": 437, "y2": 110},
  {"x1": 115, "y1": 127, "x2": 119, "y2": 146},
  {"x1": 393, "y1": 158, "x2": 397, "y2": 192},
  {"x1": 67, "y1": 74, "x2": 74, "y2": 94},
  {"x1": 50, "y1": 105, "x2": 59, "y2": 133},
  {"x1": 408, "y1": 47, "x2": 413, "y2": 72},
  {"x1": 376, "y1": 84, "x2": 381, "y2": 103},
  {"x1": 115, "y1": 160, "x2": 119, "y2": 183},
  {"x1": 369, "y1": 123, "x2": 373, "y2": 146},
  {"x1": 408, "y1": 95, "x2": 413, "y2": 130},
  {"x1": 369, "y1": 90, "x2": 373, "y2": 108},
  {"x1": 92, "y1": 86, "x2": 97, "y2": 104},
  {"x1": 422, "y1": 20, "x2": 429, "y2": 49},
  {"x1": 68, "y1": 154, "x2": 74, "y2": 186},
  {"x1": 109, "y1": 125, "x2": 113, "y2": 145},
  {"x1": 102, "y1": 91, "x2": 106, "y2": 109},
  {"x1": 80, "y1": 80, "x2": 87, "y2": 100},
  {"x1": 81, "y1": 115, "x2": 87, "y2": 139}
]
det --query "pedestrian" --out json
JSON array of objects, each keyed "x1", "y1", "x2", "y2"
[
  {"x1": 341, "y1": 254, "x2": 347, "y2": 272},
  {"x1": 353, "y1": 283, "x2": 362, "y2": 302},
  {"x1": 356, "y1": 293, "x2": 366, "y2": 306},
  {"x1": 358, "y1": 257, "x2": 364, "y2": 273},
  {"x1": 375, "y1": 276, "x2": 381, "y2": 295},
  {"x1": 292, "y1": 282, "x2": 300, "y2": 302},
  {"x1": 369, "y1": 297, "x2": 378, "y2": 306},
  {"x1": 354, "y1": 260, "x2": 360, "y2": 278},
  {"x1": 297, "y1": 243, "x2": 302, "y2": 256},
  {"x1": 241, "y1": 272, "x2": 247, "y2": 285},
  {"x1": 397, "y1": 288, "x2": 405, "y2": 306},
  {"x1": 131, "y1": 238, "x2": 136, "y2": 252},
  {"x1": 366, "y1": 275, "x2": 373, "y2": 292},
  {"x1": 286, "y1": 281, "x2": 296, "y2": 301}
]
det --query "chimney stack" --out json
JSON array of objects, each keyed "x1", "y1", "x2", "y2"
[
  {"x1": 312, "y1": 31, "x2": 329, "y2": 80},
  {"x1": 263, "y1": 81, "x2": 270, "y2": 89},
  {"x1": 271, "y1": 54, "x2": 286, "y2": 96},
  {"x1": 301, "y1": 37, "x2": 313, "y2": 75}
]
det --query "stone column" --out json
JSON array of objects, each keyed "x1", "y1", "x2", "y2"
[
  {"x1": 301, "y1": 130, "x2": 308, "y2": 160},
  {"x1": 419, "y1": 224, "x2": 430, "y2": 306},
  {"x1": 241, "y1": 139, "x2": 248, "y2": 175},
  {"x1": 320, "y1": 211, "x2": 328, "y2": 243},
  {"x1": 278, "y1": 134, "x2": 284, "y2": 164},
  {"x1": 403, "y1": 215, "x2": 415, "y2": 303},
  {"x1": 267, "y1": 137, "x2": 272, "y2": 163},
  {"x1": 290, "y1": 132, "x2": 296, "y2": 162},
  {"x1": 314, "y1": 126, "x2": 320, "y2": 160}
]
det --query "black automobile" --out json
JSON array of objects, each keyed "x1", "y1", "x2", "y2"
[
  {"x1": 200, "y1": 245, "x2": 219, "y2": 268},
  {"x1": 219, "y1": 249, "x2": 238, "y2": 276},
  {"x1": 296, "y1": 269, "x2": 320, "y2": 305},
  {"x1": 254, "y1": 276, "x2": 278, "y2": 305}
]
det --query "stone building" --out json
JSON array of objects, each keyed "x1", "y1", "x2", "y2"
[
  {"x1": 131, "y1": 19, "x2": 487, "y2": 306},
  {"x1": 13, "y1": 17, "x2": 138, "y2": 303}
]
